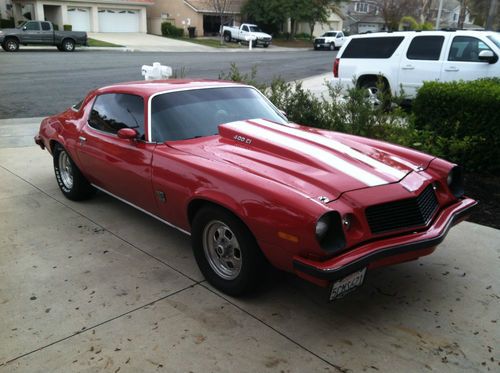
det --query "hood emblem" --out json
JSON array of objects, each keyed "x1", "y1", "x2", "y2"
[{"x1": 317, "y1": 196, "x2": 330, "y2": 203}]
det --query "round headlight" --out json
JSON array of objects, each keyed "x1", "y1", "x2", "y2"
[
  {"x1": 447, "y1": 166, "x2": 464, "y2": 198},
  {"x1": 315, "y1": 215, "x2": 330, "y2": 240}
]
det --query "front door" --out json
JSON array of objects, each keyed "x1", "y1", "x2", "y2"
[
  {"x1": 21, "y1": 21, "x2": 42, "y2": 43},
  {"x1": 76, "y1": 93, "x2": 158, "y2": 214}
]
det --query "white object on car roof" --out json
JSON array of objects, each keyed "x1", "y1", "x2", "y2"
[{"x1": 142, "y1": 62, "x2": 173, "y2": 80}]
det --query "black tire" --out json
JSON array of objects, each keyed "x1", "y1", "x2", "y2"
[
  {"x1": 53, "y1": 143, "x2": 94, "y2": 201},
  {"x1": 61, "y1": 38, "x2": 75, "y2": 52},
  {"x1": 329, "y1": 42, "x2": 335, "y2": 51},
  {"x1": 192, "y1": 205, "x2": 265, "y2": 296},
  {"x1": 360, "y1": 79, "x2": 391, "y2": 111},
  {"x1": 3, "y1": 38, "x2": 19, "y2": 52},
  {"x1": 263, "y1": 44, "x2": 269, "y2": 48},
  {"x1": 223, "y1": 33, "x2": 231, "y2": 43}
]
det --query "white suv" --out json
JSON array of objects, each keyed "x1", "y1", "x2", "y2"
[{"x1": 332, "y1": 30, "x2": 500, "y2": 101}]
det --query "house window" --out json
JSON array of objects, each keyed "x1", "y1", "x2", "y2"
[{"x1": 355, "y1": 2, "x2": 369, "y2": 13}]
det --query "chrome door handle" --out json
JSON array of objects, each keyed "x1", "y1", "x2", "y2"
[
  {"x1": 78, "y1": 136, "x2": 86, "y2": 144},
  {"x1": 445, "y1": 67, "x2": 459, "y2": 72},
  {"x1": 402, "y1": 65, "x2": 415, "y2": 70}
]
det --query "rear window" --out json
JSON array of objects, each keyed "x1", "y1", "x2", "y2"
[
  {"x1": 406, "y1": 36, "x2": 444, "y2": 60},
  {"x1": 342, "y1": 37, "x2": 404, "y2": 58}
]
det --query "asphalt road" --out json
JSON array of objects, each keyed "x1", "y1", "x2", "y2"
[{"x1": 0, "y1": 49, "x2": 336, "y2": 119}]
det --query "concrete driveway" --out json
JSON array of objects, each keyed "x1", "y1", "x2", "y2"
[
  {"x1": 88, "y1": 33, "x2": 213, "y2": 52},
  {"x1": 0, "y1": 118, "x2": 499, "y2": 372}
]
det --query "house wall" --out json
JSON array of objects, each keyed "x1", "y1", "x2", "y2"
[
  {"x1": 1, "y1": 0, "x2": 13, "y2": 19},
  {"x1": 148, "y1": 0, "x2": 202, "y2": 36}
]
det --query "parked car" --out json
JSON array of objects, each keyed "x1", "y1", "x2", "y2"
[
  {"x1": 313, "y1": 30, "x2": 346, "y2": 50},
  {"x1": 35, "y1": 79, "x2": 476, "y2": 300},
  {"x1": 332, "y1": 30, "x2": 500, "y2": 105},
  {"x1": 222, "y1": 23, "x2": 272, "y2": 47},
  {"x1": 0, "y1": 20, "x2": 87, "y2": 52}
]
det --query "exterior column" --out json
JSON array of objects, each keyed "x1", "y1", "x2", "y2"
[
  {"x1": 13, "y1": 3, "x2": 23, "y2": 24},
  {"x1": 61, "y1": 4, "x2": 68, "y2": 26},
  {"x1": 34, "y1": 1, "x2": 45, "y2": 21},
  {"x1": 91, "y1": 5, "x2": 99, "y2": 32},
  {"x1": 140, "y1": 8, "x2": 147, "y2": 33}
]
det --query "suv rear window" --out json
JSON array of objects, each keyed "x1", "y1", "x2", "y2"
[
  {"x1": 406, "y1": 36, "x2": 444, "y2": 60},
  {"x1": 342, "y1": 37, "x2": 404, "y2": 58}
]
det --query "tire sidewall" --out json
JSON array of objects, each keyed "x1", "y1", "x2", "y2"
[
  {"x1": 192, "y1": 206, "x2": 262, "y2": 295},
  {"x1": 53, "y1": 145, "x2": 74, "y2": 196}
]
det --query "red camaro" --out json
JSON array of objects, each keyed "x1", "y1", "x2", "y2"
[{"x1": 35, "y1": 80, "x2": 476, "y2": 300}]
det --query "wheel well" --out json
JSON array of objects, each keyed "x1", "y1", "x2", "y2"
[
  {"x1": 187, "y1": 199, "x2": 248, "y2": 231},
  {"x1": 4, "y1": 36, "x2": 19, "y2": 43},
  {"x1": 49, "y1": 140, "x2": 61, "y2": 154},
  {"x1": 223, "y1": 31, "x2": 231, "y2": 36},
  {"x1": 62, "y1": 37, "x2": 75, "y2": 44},
  {"x1": 357, "y1": 75, "x2": 390, "y2": 90}
]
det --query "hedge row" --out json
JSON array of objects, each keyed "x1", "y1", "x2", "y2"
[
  {"x1": 161, "y1": 22, "x2": 184, "y2": 38},
  {"x1": 413, "y1": 79, "x2": 500, "y2": 174}
]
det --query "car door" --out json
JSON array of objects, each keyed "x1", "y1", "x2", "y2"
[
  {"x1": 398, "y1": 35, "x2": 445, "y2": 97},
  {"x1": 441, "y1": 35, "x2": 499, "y2": 83},
  {"x1": 336, "y1": 32, "x2": 345, "y2": 47},
  {"x1": 21, "y1": 21, "x2": 42, "y2": 43},
  {"x1": 240, "y1": 25, "x2": 249, "y2": 39},
  {"x1": 76, "y1": 93, "x2": 158, "y2": 214},
  {"x1": 39, "y1": 21, "x2": 53, "y2": 43}
]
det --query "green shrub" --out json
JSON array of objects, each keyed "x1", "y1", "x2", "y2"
[
  {"x1": 413, "y1": 79, "x2": 500, "y2": 174},
  {"x1": 161, "y1": 22, "x2": 184, "y2": 37},
  {"x1": 63, "y1": 24, "x2": 72, "y2": 31},
  {"x1": 0, "y1": 18, "x2": 15, "y2": 28},
  {"x1": 53, "y1": 24, "x2": 59, "y2": 31}
]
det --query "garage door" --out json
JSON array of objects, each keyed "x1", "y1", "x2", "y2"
[
  {"x1": 68, "y1": 8, "x2": 90, "y2": 32},
  {"x1": 98, "y1": 9, "x2": 139, "y2": 32}
]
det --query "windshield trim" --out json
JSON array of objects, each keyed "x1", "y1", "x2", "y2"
[
  {"x1": 487, "y1": 34, "x2": 500, "y2": 49},
  {"x1": 147, "y1": 85, "x2": 287, "y2": 143}
]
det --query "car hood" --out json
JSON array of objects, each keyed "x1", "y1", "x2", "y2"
[
  {"x1": 170, "y1": 119, "x2": 431, "y2": 201},
  {"x1": 252, "y1": 32, "x2": 271, "y2": 38}
]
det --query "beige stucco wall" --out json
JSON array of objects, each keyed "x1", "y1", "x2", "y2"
[
  {"x1": 148, "y1": 0, "x2": 202, "y2": 36},
  {"x1": 293, "y1": 9, "x2": 344, "y2": 37}
]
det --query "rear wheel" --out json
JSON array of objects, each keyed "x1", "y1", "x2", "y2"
[
  {"x1": 61, "y1": 38, "x2": 75, "y2": 52},
  {"x1": 223, "y1": 33, "x2": 231, "y2": 43},
  {"x1": 360, "y1": 79, "x2": 391, "y2": 110},
  {"x1": 192, "y1": 205, "x2": 265, "y2": 296},
  {"x1": 2, "y1": 38, "x2": 19, "y2": 52},
  {"x1": 53, "y1": 144, "x2": 94, "y2": 200}
]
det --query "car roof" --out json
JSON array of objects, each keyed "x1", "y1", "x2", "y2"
[
  {"x1": 349, "y1": 30, "x2": 497, "y2": 39},
  {"x1": 95, "y1": 79, "x2": 245, "y2": 97}
]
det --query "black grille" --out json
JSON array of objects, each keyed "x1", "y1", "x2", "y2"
[
  {"x1": 315, "y1": 38, "x2": 325, "y2": 44},
  {"x1": 365, "y1": 185, "x2": 439, "y2": 234}
]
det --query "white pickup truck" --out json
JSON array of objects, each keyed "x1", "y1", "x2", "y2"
[{"x1": 222, "y1": 23, "x2": 272, "y2": 48}]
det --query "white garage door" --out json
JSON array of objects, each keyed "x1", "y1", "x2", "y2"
[
  {"x1": 98, "y1": 9, "x2": 139, "y2": 32},
  {"x1": 68, "y1": 8, "x2": 90, "y2": 32}
]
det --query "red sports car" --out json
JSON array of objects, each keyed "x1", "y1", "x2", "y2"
[{"x1": 35, "y1": 80, "x2": 477, "y2": 300}]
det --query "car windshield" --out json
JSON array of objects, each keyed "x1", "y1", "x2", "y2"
[
  {"x1": 151, "y1": 87, "x2": 287, "y2": 142},
  {"x1": 487, "y1": 34, "x2": 500, "y2": 48},
  {"x1": 249, "y1": 26, "x2": 262, "y2": 32},
  {"x1": 322, "y1": 32, "x2": 337, "y2": 37}
]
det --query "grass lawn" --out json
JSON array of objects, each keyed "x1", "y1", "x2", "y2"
[
  {"x1": 272, "y1": 38, "x2": 313, "y2": 48},
  {"x1": 179, "y1": 37, "x2": 242, "y2": 48},
  {"x1": 87, "y1": 38, "x2": 123, "y2": 47}
]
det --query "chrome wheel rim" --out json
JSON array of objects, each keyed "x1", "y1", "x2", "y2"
[
  {"x1": 64, "y1": 41, "x2": 74, "y2": 51},
  {"x1": 7, "y1": 40, "x2": 16, "y2": 51},
  {"x1": 58, "y1": 151, "x2": 73, "y2": 189},
  {"x1": 365, "y1": 86, "x2": 381, "y2": 107},
  {"x1": 202, "y1": 220, "x2": 242, "y2": 280}
]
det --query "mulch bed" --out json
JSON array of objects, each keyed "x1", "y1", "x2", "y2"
[{"x1": 464, "y1": 173, "x2": 499, "y2": 230}]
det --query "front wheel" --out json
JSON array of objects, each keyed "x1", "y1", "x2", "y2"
[
  {"x1": 2, "y1": 38, "x2": 19, "y2": 52},
  {"x1": 192, "y1": 206, "x2": 265, "y2": 296},
  {"x1": 329, "y1": 42, "x2": 335, "y2": 51},
  {"x1": 53, "y1": 144, "x2": 94, "y2": 200}
]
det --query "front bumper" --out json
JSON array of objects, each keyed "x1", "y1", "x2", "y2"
[{"x1": 293, "y1": 197, "x2": 477, "y2": 282}]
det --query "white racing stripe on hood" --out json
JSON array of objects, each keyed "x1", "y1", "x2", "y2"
[
  {"x1": 231, "y1": 120, "x2": 387, "y2": 187},
  {"x1": 252, "y1": 119, "x2": 406, "y2": 180}
]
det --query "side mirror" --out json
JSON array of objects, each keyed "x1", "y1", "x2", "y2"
[
  {"x1": 22, "y1": 26, "x2": 27, "y2": 31},
  {"x1": 478, "y1": 50, "x2": 497, "y2": 63},
  {"x1": 117, "y1": 128, "x2": 138, "y2": 140}
]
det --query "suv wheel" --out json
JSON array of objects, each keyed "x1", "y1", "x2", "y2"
[{"x1": 360, "y1": 79, "x2": 390, "y2": 110}]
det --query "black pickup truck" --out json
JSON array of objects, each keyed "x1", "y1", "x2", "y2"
[{"x1": 0, "y1": 20, "x2": 87, "y2": 52}]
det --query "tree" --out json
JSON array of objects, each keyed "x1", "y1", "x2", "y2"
[
  {"x1": 207, "y1": 0, "x2": 234, "y2": 44},
  {"x1": 241, "y1": 0, "x2": 291, "y2": 34},
  {"x1": 375, "y1": 0, "x2": 414, "y2": 30}
]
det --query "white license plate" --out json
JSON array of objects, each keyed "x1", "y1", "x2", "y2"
[{"x1": 330, "y1": 268, "x2": 366, "y2": 301}]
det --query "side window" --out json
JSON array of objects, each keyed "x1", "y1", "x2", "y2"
[
  {"x1": 25, "y1": 22, "x2": 41, "y2": 31},
  {"x1": 41, "y1": 22, "x2": 51, "y2": 31},
  {"x1": 242, "y1": 26, "x2": 249, "y2": 32},
  {"x1": 342, "y1": 37, "x2": 404, "y2": 58},
  {"x1": 89, "y1": 94, "x2": 145, "y2": 139},
  {"x1": 449, "y1": 36, "x2": 493, "y2": 62},
  {"x1": 406, "y1": 36, "x2": 444, "y2": 61}
]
